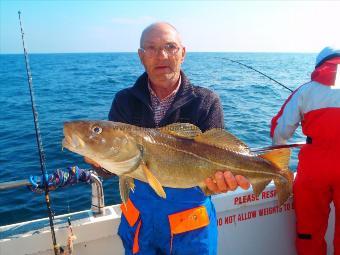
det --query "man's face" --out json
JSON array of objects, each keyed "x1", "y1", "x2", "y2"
[{"x1": 138, "y1": 26, "x2": 186, "y2": 86}]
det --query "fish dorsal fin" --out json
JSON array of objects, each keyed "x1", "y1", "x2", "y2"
[
  {"x1": 259, "y1": 148, "x2": 291, "y2": 170},
  {"x1": 160, "y1": 123, "x2": 202, "y2": 139},
  {"x1": 194, "y1": 128, "x2": 250, "y2": 153}
]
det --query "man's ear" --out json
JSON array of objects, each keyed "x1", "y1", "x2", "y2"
[
  {"x1": 180, "y1": 46, "x2": 186, "y2": 63},
  {"x1": 138, "y1": 49, "x2": 145, "y2": 65}
]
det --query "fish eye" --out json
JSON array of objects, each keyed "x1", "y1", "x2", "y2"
[{"x1": 92, "y1": 126, "x2": 102, "y2": 134}]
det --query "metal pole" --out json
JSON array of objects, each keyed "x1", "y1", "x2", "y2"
[
  {"x1": 0, "y1": 179, "x2": 32, "y2": 190},
  {"x1": 17, "y1": 11, "x2": 59, "y2": 254}
]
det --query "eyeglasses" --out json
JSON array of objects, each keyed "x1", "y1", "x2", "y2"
[{"x1": 139, "y1": 43, "x2": 181, "y2": 57}]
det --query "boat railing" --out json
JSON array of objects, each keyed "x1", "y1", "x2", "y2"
[
  {"x1": 0, "y1": 168, "x2": 105, "y2": 216},
  {"x1": 89, "y1": 172, "x2": 105, "y2": 215}
]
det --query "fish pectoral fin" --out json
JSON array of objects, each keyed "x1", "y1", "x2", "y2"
[
  {"x1": 159, "y1": 123, "x2": 202, "y2": 139},
  {"x1": 141, "y1": 164, "x2": 166, "y2": 199},
  {"x1": 195, "y1": 129, "x2": 250, "y2": 153},
  {"x1": 249, "y1": 178, "x2": 272, "y2": 197},
  {"x1": 119, "y1": 176, "x2": 135, "y2": 205}
]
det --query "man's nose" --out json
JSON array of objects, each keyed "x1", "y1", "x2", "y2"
[{"x1": 156, "y1": 48, "x2": 168, "y2": 59}]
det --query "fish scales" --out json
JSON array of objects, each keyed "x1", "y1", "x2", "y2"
[{"x1": 62, "y1": 120, "x2": 293, "y2": 206}]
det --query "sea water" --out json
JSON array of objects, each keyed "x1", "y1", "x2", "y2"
[{"x1": 0, "y1": 52, "x2": 314, "y2": 225}]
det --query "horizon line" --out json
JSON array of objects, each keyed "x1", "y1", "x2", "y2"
[{"x1": 0, "y1": 50, "x2": 316, "y2": 55}]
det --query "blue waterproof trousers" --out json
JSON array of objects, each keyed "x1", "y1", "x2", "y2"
[{"x1": 118, "y1": 180, "x2": 217, "y2": 255}]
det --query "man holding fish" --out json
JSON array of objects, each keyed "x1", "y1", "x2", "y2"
[
  {"x1": 68, "y1": 22, "x2": 291, "y2": 255},
  {"x1": 85, "y1": 22, "x2": 250, "y2": 255}
]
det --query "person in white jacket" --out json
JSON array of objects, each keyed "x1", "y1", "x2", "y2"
[{"x1": 271, "y1": 46, "x2": 340, "y2": 255}]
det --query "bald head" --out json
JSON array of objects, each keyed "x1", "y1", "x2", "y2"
[
  {"x1": 140, "y1": 22, "x2": 182, "y2": 48},
  {"x1": 137, "y1": 22, "x2": 186, "y2": 98}
]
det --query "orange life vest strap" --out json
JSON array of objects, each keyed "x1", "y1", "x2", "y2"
[
  {"x1": 120, "y1": 199, "x2": 140, "y2": 227},
  {"x1": 168, "y1": 205, "x2": 210, "y2": 235},
  {"x1": 132, "y1": 220, "x2": 142, "y2": 254}
]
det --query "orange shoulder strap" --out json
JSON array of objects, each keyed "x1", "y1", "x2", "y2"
[{"x1": 120, "y1": 199, "x2": 140, "y2": 227}]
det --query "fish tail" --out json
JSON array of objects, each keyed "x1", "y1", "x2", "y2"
[
  {"x1": 274, "y1": 176, "x2": 292, "y2": 207},
  {"x1": 259, "y1": 148, "x2": 293, "y2": 206}
]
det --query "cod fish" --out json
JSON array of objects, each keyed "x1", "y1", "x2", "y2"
[{"x1": 62, "y1": 121, "x2": 293, "y2": 206}]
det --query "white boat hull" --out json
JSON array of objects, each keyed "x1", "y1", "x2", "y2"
[{"x1": 0, "y1": 183, "x2": 335, "y2": 255}]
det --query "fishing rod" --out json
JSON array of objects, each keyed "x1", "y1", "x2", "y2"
[
  {"x1": 251, "y1": 142, "x2": 305, "y2": 153},
  {"x1": 18, "y1": 11, "x2": 60, "y2": 255},
  {"x1": 223, "y1": 59, "x2": 305, "y2": 148},
  {"x1": 224, "y1": 58, "x2": 294, "y2": 93}
]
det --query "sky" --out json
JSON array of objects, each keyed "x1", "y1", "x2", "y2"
[{"x1": 0, "y1": 0, "x2": 339, "y2": 54}]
